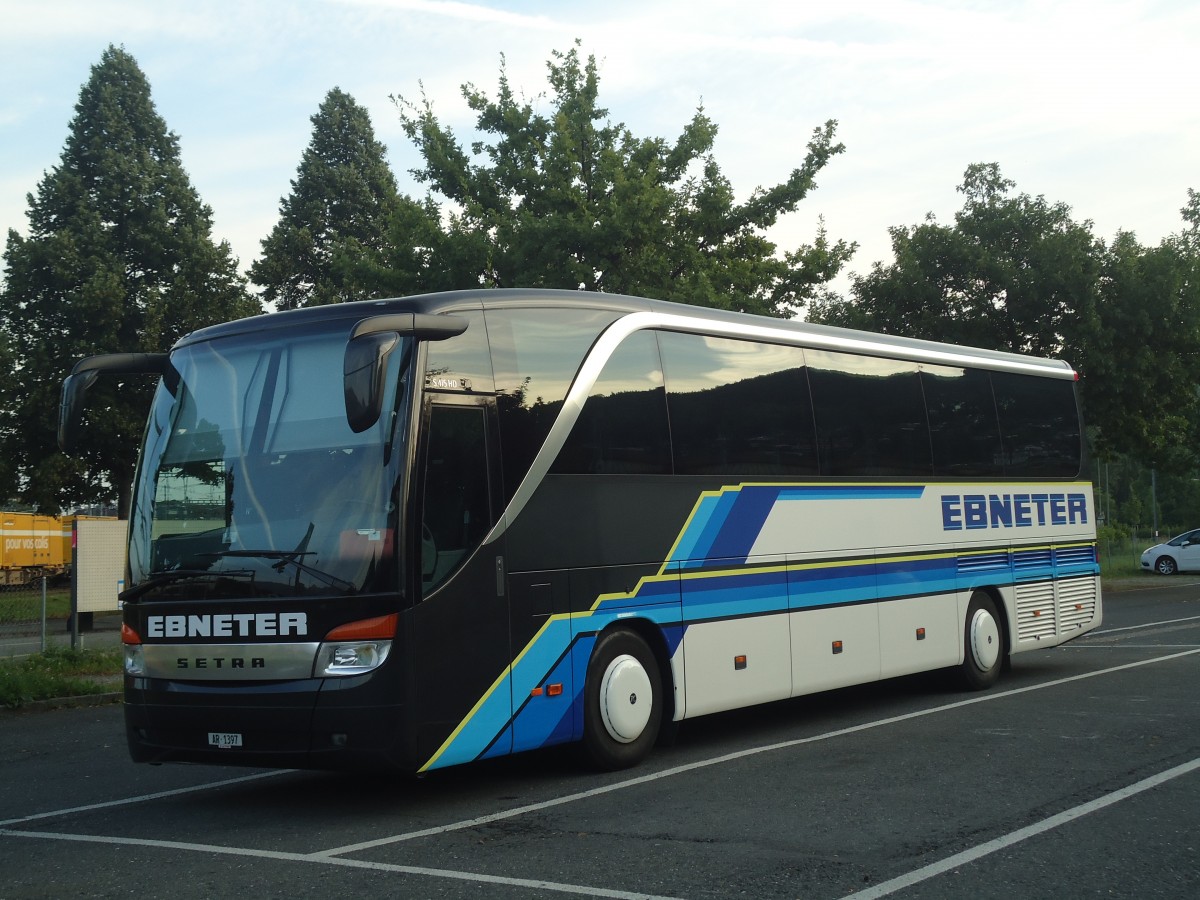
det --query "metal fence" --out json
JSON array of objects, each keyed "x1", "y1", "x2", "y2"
[{"x1": 0, "y1": 578, "x2": 50, "y2": 658}]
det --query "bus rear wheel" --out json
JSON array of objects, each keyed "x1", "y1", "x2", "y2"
[
  {"x1": 958, "y1": 592, "x2": 1004, "y2": 690},
  {"x1": 581, "y1": 629, "x2": 662, "y2": 770}
]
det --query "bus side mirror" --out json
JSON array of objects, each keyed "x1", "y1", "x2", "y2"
[
  {"x1": 58, "y1": 353, "x2": 169, "y2": 453},
  {"x1": 344, "y1": 313, "x2": 468, "y2": 433},
  {"x1": 344, "y1": 333, "x2": 399, "y2": 434},
  {"x1": 58, "y1": 370, "x2": 100, "y2": 453}
]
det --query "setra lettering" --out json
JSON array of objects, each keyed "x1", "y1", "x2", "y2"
[{"x1": 176, "y1": 657, "x2": 267, "y2": 669}]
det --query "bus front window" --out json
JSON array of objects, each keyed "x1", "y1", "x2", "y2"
[{"x1": 127, "y1": 326, "x2": 409, "y2": 599}]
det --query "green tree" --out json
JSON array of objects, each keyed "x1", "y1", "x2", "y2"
[
  {"x1": 251, "y1": 87, "x2": 401, "y2": 309},
  {"x1": 1081, "y1": 197, "x2": 1200, "y2": 471},
  {"x1": 0, "y1": 46, "x2": 259, "y2": 515},
  {"x1": 811, "y1": 163, "x2": 1101, "y2": 359},
  {"x1": 367, "y1": 43, "x2": 854, "y2": 316}
]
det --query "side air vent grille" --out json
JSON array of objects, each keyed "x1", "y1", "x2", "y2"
[
  {"x1": 1057, "y1": 578, "x2": 1098, "y2": 630},
  {"x1": 1015, "y1": 582, "x2": 1056, "y2": 641}
]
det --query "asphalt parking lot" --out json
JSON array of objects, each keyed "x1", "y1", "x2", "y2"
[{"x1": 2, "y1": 580, "x2": 1198, "y2": 899}]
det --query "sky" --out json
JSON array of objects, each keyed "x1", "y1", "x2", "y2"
[{"x1": 1, "y1": 0, "x2": 1197, "y2": 309}]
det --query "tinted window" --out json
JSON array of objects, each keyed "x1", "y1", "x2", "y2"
[
  {"x1": 992, "y1": 372, "x2": 1081, "y2": 477},
  {"x1": 552, "y1": 331, "x2": 671, "y2": 475},
  {"x1": 660, "y1": 332, "x2": 817, "y2": 477},
  {"x1": 425, "y1": 310, "x2": 494, "y2": 393},
  {"x1": 922, "y1": 365, "x2": 1003, "y2": 477},
  {"x1": 422, "y1": 405, "x2": 491, "y2": 594},
  {"x1": 808, "y1": 350, "x2": 932, "y2": 476},
  {"x1": 486, "y1": 308, "x2": 621, "y2": 498}
]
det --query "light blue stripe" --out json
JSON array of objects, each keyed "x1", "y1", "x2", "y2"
[{"x1": 670, "y1": 494, "x2": 723, "y2": 563}]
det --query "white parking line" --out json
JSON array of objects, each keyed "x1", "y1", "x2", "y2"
[
  {"x1": 0, "y1": 770, "x2": 286, "y2": 827},
  {"x1": 314, "y1": 647, "x2": 1200, "y2": 858},
  {"x1": 1114, "y1": 578, "x2": 1200, "y2": 590},
  {"x1": 1089, "y1": 614, "x2": 1200, "y2": 635},
  {"x1": 1070, "y1": 644, "x2": 1200, "y2": 650},
  {"x1": 842, "y1": 756, "x2": 1200, "y2": 899},
  {"x1": 0, "y1": 828, "x2": 681, "y2": 900},
  {"x1": 3, "y1": 646, "x2": 1197, "y2": 900}
]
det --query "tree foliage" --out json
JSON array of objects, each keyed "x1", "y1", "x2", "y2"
[
  {"x1": 364, "y1": 43, "x2": 854, "y2": 317},
  {"x1": 251, "y1": 88, "x2": 401, "y2": 309},
  {"x1": 0, "y1": 46, "x2": 259, "y2": 514},
  {"x1": 811, "y1": 163, "x2": 1100, "y2": 359},
  {"x1": 1082, "y1": 205, "x2": 1200, "y2": 471}
]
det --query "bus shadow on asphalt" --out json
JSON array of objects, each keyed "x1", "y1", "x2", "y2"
[{"x1": 174, "y1": 655, "x2": 1093, "y2": 815}]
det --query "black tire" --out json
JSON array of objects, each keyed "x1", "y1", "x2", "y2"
[
  {"x1": 581, "y1": 629, "x2": 662, "y2": 770},
  {"x1": 958, "y1": 592, "x2": 1004, "y2": 691},
  {"x1": 1155, "y1": 556, "x2": 1178, "y2": 576}
]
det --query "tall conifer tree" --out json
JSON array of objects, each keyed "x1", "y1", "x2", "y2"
[
  {"x1": 251, "y1": 88, "x2": 400, "y2": 309},
  {"x1": 0, "y1": 45, "x2": 259, "y2": 515}
]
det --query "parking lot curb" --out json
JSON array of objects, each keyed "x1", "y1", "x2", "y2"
[{"x1": 1, "y1": 691, "x2": 122, "y2": 715}]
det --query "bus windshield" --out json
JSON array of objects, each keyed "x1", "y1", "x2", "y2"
[{"x1": 127, "y1": 324, "x2": 409, "y2": 600}]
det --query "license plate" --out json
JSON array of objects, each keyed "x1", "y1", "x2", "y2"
[{"x1": 208, "y1": 732, "x2": 243, "y2": 748}]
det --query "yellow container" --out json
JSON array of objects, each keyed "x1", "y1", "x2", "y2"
[{"x1": 0, "y1": 512, "x2": 116, "y2": 585}]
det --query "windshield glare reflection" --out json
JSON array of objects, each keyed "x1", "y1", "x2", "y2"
[{"x1": 128, "y1": 327, "x2": 407, "y2": 599}]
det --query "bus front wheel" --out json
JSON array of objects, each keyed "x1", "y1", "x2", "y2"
[
  {"x1": 958, "y1": 592, "x2": 1004, "y2": 690},
  {"x1": 581, "y1": 629, "x2": 662, "y2": 770}
]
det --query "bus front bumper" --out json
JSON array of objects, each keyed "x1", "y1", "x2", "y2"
[{"x1": 124, "y1": 676, "x2": 412, "y2": 771}]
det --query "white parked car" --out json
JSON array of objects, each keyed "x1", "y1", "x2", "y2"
[{"x1": 1141, "y1": 529, "x2": 1200, "y2": 575}]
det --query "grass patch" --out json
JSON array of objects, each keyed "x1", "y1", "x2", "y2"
[
  {"x1": 0, "y1": 646, "x2": 122, "y2": 709},
  {"x1": 44, "y1": 590, "x2": 72, "y2": 619},
  {"x1": 1099, "y1": 536, "x2": 1151, "y2": 579},
  {"x1": 0, "y1": 589, "x2": 75, "y2": 624}
]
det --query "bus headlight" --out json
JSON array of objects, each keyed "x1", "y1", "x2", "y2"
[
  {"x1": 314, "y1": 640, "x2": 392, "y2": 677},
  {"x1": 124, "y1": 643, "x2": 145, "y2": 676}
]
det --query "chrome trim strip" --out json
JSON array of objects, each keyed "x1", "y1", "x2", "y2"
[{"x1": 142, "y1": 642, "x2": 321, "y2": 681}]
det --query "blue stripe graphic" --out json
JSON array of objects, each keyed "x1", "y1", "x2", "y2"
[
  {"x1": 423, "y1": 483, "x2": 1096, "y2": 771},
  {"x1": 670, "y1": 484, "x2": 926, "y2": 568}
]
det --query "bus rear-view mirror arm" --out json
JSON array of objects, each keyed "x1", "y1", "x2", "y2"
[
  {"x1": 58, "y1": 353, "x2": 170, "y2": 453},
  {"x1": 344, "y1": 313, "x2": 468, "y2": 433}
]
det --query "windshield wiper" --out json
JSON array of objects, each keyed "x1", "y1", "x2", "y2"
[
  {"x1": 207, "y1": 550, "x2": 357, "y2": 593},
  {"x1": 121, "y1": 568, "x2": 246, "y2": 601}
]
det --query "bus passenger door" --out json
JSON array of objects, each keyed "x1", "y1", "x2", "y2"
[{"x1": 411, "y1": 397, "x2": 511, "y2": 769}]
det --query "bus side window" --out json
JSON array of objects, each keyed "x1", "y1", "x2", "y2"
[
  {"x1": 808, "y1": 349, "x2": 932, "y2": 477},
  {"x1": 660, "y1": 331, "x2": 817, "y2": 478},
  {"x1": 550, "y1": 331, "x2": 671, "y2": 475},
  {"x1": 991, "y1": 372, "x2": 1081, "y2": 477},
  {"x1": 922, "y1": 365, "x2": 1004, "y2": 477},
  {"x1": 486, "y1": 307, "x2": 622, "y2": 500},
  {"x1": 425, "y1": 309, "x2": 494, "y2": 393},
  {"x1": 421, "y1": 405, "x2": 491, "y2": 593}
]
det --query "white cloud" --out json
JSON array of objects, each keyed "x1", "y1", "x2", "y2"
[
  {"x1": 1, "y1": 0, "x2": 1196, "y2": 299},
  {"x1": 336, "y1": 0, "x2": 560, "y2": 29}
]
